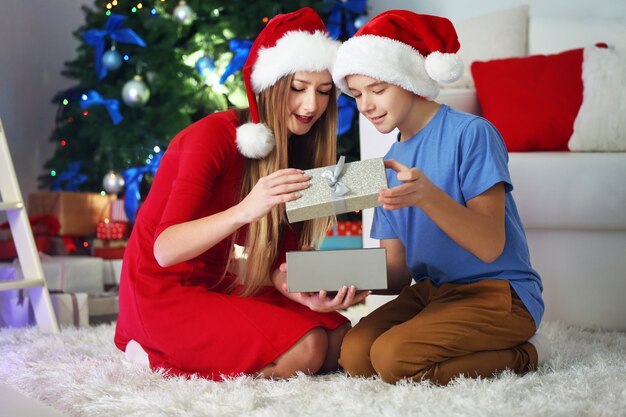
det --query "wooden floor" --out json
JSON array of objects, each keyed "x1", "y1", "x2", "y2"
[{"x1": 0, "y1": 384, "x2": 67, "y2": 417}]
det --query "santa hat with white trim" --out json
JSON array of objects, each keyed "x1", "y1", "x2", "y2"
[
  {"x1": 236, "y1": 7, "x2": 340, "y2": 159},
  {"x1": 332, "y1": 10, "x2": 463, "y2": 100}
]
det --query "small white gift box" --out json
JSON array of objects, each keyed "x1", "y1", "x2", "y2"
[
  {"x1": 0, "y1": 265, "x2": 33, "y2": 328},
  {"x1": 102, "y1": 259, "x2": 123, "y2": 287},
  {"x1": 0, "y1": 255, "x2": 104, "y2": 295},
  {"x1": 49, "y1": 292, "x2": 89, "y2": 328}
]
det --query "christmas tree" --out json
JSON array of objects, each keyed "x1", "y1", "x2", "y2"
[{"x1": 41, "y1": 0, "x2": 368, "y2": 220}]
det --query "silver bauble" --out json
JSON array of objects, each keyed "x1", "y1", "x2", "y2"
[
  {"x1": 122, "y1": 75, "x2": 150, "y2": 107},
  {"x1": 102, "y1": 170, "x2": 125, "y2": 194},
  {"x1": 173, "y1": 1, "x2": 194, "y2": 24}
]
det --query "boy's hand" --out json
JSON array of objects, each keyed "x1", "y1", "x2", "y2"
[{"x1": 379, "y1": 159, "x2": 437, "y2": 210}]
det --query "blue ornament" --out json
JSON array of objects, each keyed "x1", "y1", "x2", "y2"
[
  {"x1": 354, "y1": 14, "x2": 369, "y2": 29},
  {"x1": 102, "y1": 48, "x2": 122, "y2": 71},
  {"x1": 195, "y1": 55, "x2": 215, "y2": 76}
]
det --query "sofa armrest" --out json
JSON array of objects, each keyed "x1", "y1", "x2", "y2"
[{"x1": 436, "y1": 88, "x2": 481, "y2": 115}]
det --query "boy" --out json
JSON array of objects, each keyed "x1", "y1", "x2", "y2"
[{"x1": 332, "y1": 10, "x2": 550, "y2": 385}]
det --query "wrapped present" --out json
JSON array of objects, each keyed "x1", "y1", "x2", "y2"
[
  {"x1": 109, "y1": 200, "x2": 129, "y2": 222},
  {"x1": 49, "y1": 291, "x2": 89, "y2": 328},
  {"x1": 285, "y1": 157, "x2": 388, "y2": 223},
  {"x1": 88, "y1": 293, "x2": 119, "y2": 325},
  {"x1": 28, "y1": 191, "x2": 116, "y2": 236},
  {"x1": 0, "y1": 255, "x2": 104, "y2": 295},
  {"x1": 93, "y1": 239, "x2": 127, "y2": 260},
  {"x1": 0, "y1": 236, "x2": 52, "y2": 260},
  {"x1": 321, "y1": 221, "x2": 363, "y2": 250},
  {"x1": 326, "y1": 221, "x2": 363, "y2": 236},
  {"x1": 0, "y1": 215, "x2": 60, "y2": 260},
  {"x1": 48, "y1": 236, "x2": 92, "y2": 256},
  {"x1": 102, "y1": 259, "x2": 123, "y2": 287},
  {"x1": 96, "y1": 220, "x2": 127, "y2": 240},
  {"x1": 0, "y1": 269, "x2": 34, "y2": 328}
]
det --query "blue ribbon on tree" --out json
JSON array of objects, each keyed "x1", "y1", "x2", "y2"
[
  {"x1": 123, "y1": 152, "x2": 163, "y2": 223},
  {"x1": 50, "y1": 161, "x2": 88, "y2": 191},
  {"x1": 219, "y1": 39, "x2": 252, "y2": 84},
  {"x1": 337, "y1": 94, "x2": 358, "y2": 136},
  {"x1": 324, "y1": 0, "x2": 367, "y2": 39},
  {"x1": 81, "y1": 90, "x2": 123, "y2": 125},
  {"x1": 83, "y1": 14, "x2": 147, "y2": 80}
]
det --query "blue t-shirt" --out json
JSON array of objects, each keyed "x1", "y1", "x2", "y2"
[{"x1": 371, "y1": 105, "x2": 544, "y2": 329}]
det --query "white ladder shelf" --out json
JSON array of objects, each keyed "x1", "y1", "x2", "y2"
[{"x1": 0, "y1": 117, "x2": 59, "y2": 333}]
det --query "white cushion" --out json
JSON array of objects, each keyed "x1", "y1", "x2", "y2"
[
  {"x1": 443, "y1": 5, "x2": 529, "y2": 89},
  {"x1": 509, "y1": 152, "x2": 626, "y2": 230},
  {"x1": 435, "y1": 88, "x2": 481, "y2": 115},
  {"x1": 529, "y1": 16, "x2": 626, "y2": 55},
  {"x1": 568, "y1": 47, "x2": 626, "y2": 151}
]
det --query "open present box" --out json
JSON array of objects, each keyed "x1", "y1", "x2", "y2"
[{"x1": 286, "y1": 157, "x2": 388, "y2": 223}]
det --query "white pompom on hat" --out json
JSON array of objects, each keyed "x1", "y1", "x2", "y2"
[
  {"x1": 236, "y1": 7, "x2": 340, "y2": 159},
  {"x1": 332, "y1": 10, "x2": 463, "y2": 100}
]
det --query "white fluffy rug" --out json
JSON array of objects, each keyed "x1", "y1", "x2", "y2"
[{"x1": 1, "y1": 320, "x2": 625, "y2": 417}]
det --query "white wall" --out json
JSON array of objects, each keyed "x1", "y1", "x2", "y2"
[
  {"x1": 367, "y1": 0, "x2": 626, "y2": 21},
  {"x1": 0, "y1": 0, "x2": 91, "y2": 210}
]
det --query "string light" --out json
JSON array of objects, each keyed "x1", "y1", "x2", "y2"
[
  {"x1": 50, "y1": 170, "x2": 57, "y2": 177},
  {"x1": 106, "y1": 10, "x2": 111, "y2": 16},
  {"x1": 83, "y1": 110, "x2": 89, "y2": 116},
  {"x1": 62, "y1": 99, "x2": 69, "y2": 105},
  {"x1": 137, "y1": 3, "x2": 143, "y2": 10},
  {"x1": 60, "y1": 139, "x2": 67, "y2": 147},
  {"x1": 131, "y1": 7, "x2": 137, "y2": 13}
]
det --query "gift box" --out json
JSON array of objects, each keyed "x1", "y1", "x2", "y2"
[
  {"x1": 285, "y1": 157, "x2": 388, "y2": 223},
  {"x1": 0, "y1": 269, "x2": 34, "y2": 328},
  {"x1": 321, "y1": 221, "x2": 363, "y2": 250},
  {"x1": 0, "y1": 255, "x2": 104, "y2": 295},
  {"x1": 88, "y1": 293, "x2": 119, "y2": 325},
  {"x1": 96, "y1": 220, "x2": 128, "y2": 240},
  {"x1": 49, "y1": 291, "x2": 89, "y2": 328},
  {"x1": 102, "y1": 259, "x2": 123, "y2": 286},
  {"x1": 0, "y1": 236, "x2": 51, "y2": 260},
  {"x1": 93, "y1": 239, "x2": 127, "y2": 260},
  {"x1": 0, "y1": 215, "x2": 60, "y2": 260},
  {"x1": 48, "y1": 236, "x2": 92, "y2": 256},
  {"x1": 28, "y1": 191, "x2": 116, "y2": 236},
  {"x1": 109, "y1": 200, "x2": 129, "y2": 222}
]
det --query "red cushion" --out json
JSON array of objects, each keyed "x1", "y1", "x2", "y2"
[{"x1": 471, "y1": 48, "x2": 584, "y2": 151}]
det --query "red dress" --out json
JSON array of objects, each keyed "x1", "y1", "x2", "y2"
[{"x1": 114, "y1": 110, "x2": 348, "y2": 380}]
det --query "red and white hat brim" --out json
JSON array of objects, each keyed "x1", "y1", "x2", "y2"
[
  {"x1": 251, "y1": 30, "x2": 340, "y2": 93},
  {"x1": 333, "y1": 34, "x2": 462, "y2": 100}
]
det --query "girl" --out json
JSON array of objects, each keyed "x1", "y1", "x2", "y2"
[{"x1": 115, "y1": 7, "x2": 368, "y2": 380}]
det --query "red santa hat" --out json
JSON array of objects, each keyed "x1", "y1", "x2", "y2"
[
  {"x1": 236, "y1": 7, "x2": 339, "y2": 159},
  {"x1": 332, "y1": 10, "x2": 463, "y2": 100}
]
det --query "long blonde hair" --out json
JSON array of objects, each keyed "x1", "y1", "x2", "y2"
[{"x1": 235, "y1": 73, "x2": 338, "y2": 296}]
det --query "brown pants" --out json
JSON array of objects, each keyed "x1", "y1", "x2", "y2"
[{"x1": 339, "y1": 279, "x2": 538, "y2": 385}]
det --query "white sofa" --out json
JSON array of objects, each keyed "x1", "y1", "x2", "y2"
[{"x1": 359, "y1": 13, "x2": 626, "y2": 331}]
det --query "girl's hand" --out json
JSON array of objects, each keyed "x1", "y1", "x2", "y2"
[
  {"x1": 236, "y1": 168, "x2": 310, "y2": 224},
  {"x1": 378, "y1": 159, "x2": 438, "y2": 210},
  {"x1": 278, "y1": 262, "x2": 370, "y2": 313},
  {"x1": 292, "y1": 285, "x2": 371, "y2": 313}
]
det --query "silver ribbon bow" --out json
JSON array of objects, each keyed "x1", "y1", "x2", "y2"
[{"x1": 321, "y1": 155, "x2": 350, "y2": 198}]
